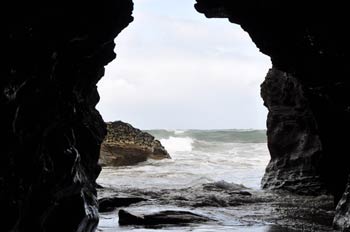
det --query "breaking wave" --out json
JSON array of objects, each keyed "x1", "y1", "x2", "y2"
[{"x1": 147, "y1": 129, "x2": 266, "y2": 144}]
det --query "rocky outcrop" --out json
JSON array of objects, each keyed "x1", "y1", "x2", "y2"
[
  {"x1": 260, "y1": 68, "x2": 326, "y2": 195},
  {"x1": 195, "y1": 1, "x2": 350, "y2": 230},
  {"x1": 99, "y1": 183, "x2": 334, "y2": 231},
  {"x1": 99, "y1": 121, "x2": 170, "y2": 166},
  {"x1": 1, "y1": 2, "x2": 133, "y2": 232},
  {"x1": 334, "y1": 178, "x2": 350, "y2": 231},
  {"x1": 3, "y1": 1, "x2": 350, "y2": 231}
]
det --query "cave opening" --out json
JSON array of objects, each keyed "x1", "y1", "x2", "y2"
[
  {"x1": 96, "y1": 0, "x2": 271, "y2": 187},
  {"x1": 3, "y1": 1, "x2": 347, "y2": 231},
  {"x1": 95, "y1": 0, "x2": 278, "y2": 231}
]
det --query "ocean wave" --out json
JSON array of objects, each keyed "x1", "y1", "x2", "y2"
[
  {"x1": 174, "y1": 130, "x2": 186, "y2": 135},
  {"x1": 160, "y1": 136, "x2": 193, "y2": 153},
  {"x1": 204, "y1": 180, "x2": 248, "y2": 191},
  {"x1": 147, "y1": 129, "x2": 267, "y2": 144}
]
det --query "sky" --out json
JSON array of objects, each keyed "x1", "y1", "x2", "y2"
[{"x1": 96, "y1": 0, "x2": 271, "y2": 130}]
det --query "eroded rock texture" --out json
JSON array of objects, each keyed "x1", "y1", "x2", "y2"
[
  {"x1": 1, "y1": 2, "x2": 133, "y2": 231},
  {"x1": 261, "y1": 68, "x2": 325, "y2": 195},
  {"x1": 100, "y1": 121, "x2": 170, "y2": 166},
  {"x1": 195, "y1": 1, "x2": 350, "y2": 230},
  {"x1": 334, "y1": 178, "x2": 350, "y2": 231}
]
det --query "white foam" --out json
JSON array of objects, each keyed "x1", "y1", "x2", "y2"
[
  {"x1": 160, "y1": 136, "x2": 193, "y2": 153},
  {"x1": 174, "y1": 130, "x2": 186, "y2": 135}
]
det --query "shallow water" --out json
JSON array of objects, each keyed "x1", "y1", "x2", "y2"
[{"x1": 97, "y1": 130, "x2": 334, "y2": 231}]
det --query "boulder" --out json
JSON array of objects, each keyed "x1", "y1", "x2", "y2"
[
  {"x1": 99, "y1": 121, "x2": 170, "y2": 166},
  {"x1": 98, "y1": 197, "x2": 147, "y2": 213},
  {"x1": 118, "y1": 209, "x2": 210, "y2": 226}
]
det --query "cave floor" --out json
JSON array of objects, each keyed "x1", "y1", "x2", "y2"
[{"x1": 97, "y1": 183, "x2": 335, "y2": 232}]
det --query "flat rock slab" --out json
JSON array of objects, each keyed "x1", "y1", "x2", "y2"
[
  {"x1": 118, "y1": 209, "x2": 211, "y2": 226},
  {"x1": 99, "y1": 197, "x2": 147, "y2": 213}
]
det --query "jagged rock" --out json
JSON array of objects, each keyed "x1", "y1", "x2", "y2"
[
  {"x1": 3, "y1": 1, "x2": 350, "y2": 231},
  {"x1": 99, "y1": 121, "x2": 170, "y2": 166},
  {"x1": 98, "y1": 196, "x2": 147, "y2": 213},
  {"x1": 195, "y1": 1, "x2": 350, "y2": 230},
  {"x1": 118, "y1": 209, "x2": 210, "y2": 226},
  {"x1": 333, "y1": 177, "x2": 350, "y2": 231},
  {"x1": 1, "y1": 2, "x2": 133, "y2": 231},
  {"x1": 260, "y1": 68, "x2": 326, "y2": 195}
]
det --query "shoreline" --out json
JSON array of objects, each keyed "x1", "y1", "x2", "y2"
[{"x1": 97, "y1": 181, "x2": 334, "y2": 232}]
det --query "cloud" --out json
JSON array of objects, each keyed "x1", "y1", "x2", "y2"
[{"x1": 97, "y1": 0, "x2": 271, "y2": 129}]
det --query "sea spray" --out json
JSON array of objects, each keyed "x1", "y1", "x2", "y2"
[
  {"x1": 159, "y1": 136, "x2": 193, "y2": 153},
  {"x1": 98, "y1": 129, "x2": 269, "y2": 189},
  {"x1": 97, "y1": 130, "x2": 335, "y2": 231}
]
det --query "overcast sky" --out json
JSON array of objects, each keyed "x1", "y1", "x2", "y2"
[{"x1": 97, "y1": 0, "x2": 271, "y2": 130}]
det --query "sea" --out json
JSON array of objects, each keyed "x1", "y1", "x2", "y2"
[
  {"x1": 98, "y1": 129, "x2": 269, "y2": 190},
  {"x1": 96, "y1": 129, "x2": 281, "y2": 231}
]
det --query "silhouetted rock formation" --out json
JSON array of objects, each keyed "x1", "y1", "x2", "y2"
[
  {"x1": 195, "y1": 1, "x2": 350, "y2": 230},
  {"x1": 334, "y1": 178, "x2": 350, "y2": 230},
  {"x1": 3, "y1": 0, "x2": 350, "y2": 231},
  {"x1": 1, "y1": 2, "x2": 133, "y2": 231},
  {"x1": 99, "y1": 121, "x2": 170, "y2": 166},
  {"x1": 98, "y1": 196, "x2": 147, "y2": 213},
  {"x1": 118, "y1": 209, "x2": 211, "y2": 226},
  {"x1": 261, "y1": 68, "x2": 326, "y2": 195}
]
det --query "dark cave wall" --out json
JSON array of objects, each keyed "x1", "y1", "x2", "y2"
[
  {"x1": 1, "y1": 2, "x2": 133, "y2": 231},
  {"x1": 195, "y1": 0, "x2": 350, "y2": 230},
  {"x1": 260, "y1": 68, "x2": 325, "y2": 195},
  {"x1": 3, "y1": 1, "x2": 350, "y2": 231}
]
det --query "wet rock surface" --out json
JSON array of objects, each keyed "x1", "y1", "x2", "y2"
[
  {"x1": 100, "y1": 121, "x2": 170, "y2": 166},
  {"x1": 98, "y1": 182, "x2": 335, "y2": 231},
  {"x1": 118, "y1": 209, "x2": 211, "y2": 226},
  {"x1": 1, "y1": 2, "x2": 133, "y2": 231},
  {"x1": 261, "y1": 68, "x2": 326, "y2": 195},
  {"x1": 99, "y1": 197, "x2": 147, "y2": 213},
  {"x1": 3, "y1": 1, "x2": 350, "y2": 231},
  {"x1": 195, "y1": 1, "x2": 350, "y2": 230},
  {"x1": 333, "y1": 179, "x2": 350, "y2": 231}
]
